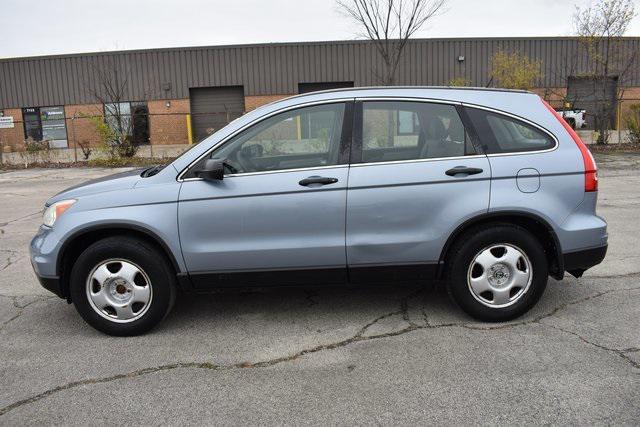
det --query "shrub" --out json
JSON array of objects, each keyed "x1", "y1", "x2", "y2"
[
  {"x1": 87, "y1": 156, "x2": 176, "y2": 168},
  {"x1": 77, "y1": 140, "x2": 93, "y2": 160},
  {"x1": 625, "y1": 104, "x2": 640, "y2": 144},
  {"x1": 21, "y1": 137, "x2": 52, "y2": 166},
  {"x1": 448, "y1": 77, "x2": 472, "y2": 87},
  {"x1": 89, "y1": 115, "x2": 138, "y2": 159}
]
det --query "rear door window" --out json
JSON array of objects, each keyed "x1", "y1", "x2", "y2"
[
  {"x1": 359, "y1": 101, "x2": 476, "y2": 164},
  {"x1": 465, "y1": 107, "x2": 556, "y2": 154}
]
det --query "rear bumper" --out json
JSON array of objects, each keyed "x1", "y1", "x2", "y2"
[{"x1": 563, "y1": 244, "x2": 607, "y2": 277}]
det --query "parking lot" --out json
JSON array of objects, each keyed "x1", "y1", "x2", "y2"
[{"x1": 1, "y1": 154, "x2": 639, "y2": 424}]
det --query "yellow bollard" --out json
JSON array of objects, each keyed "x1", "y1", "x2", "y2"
[{"x1": 186, "y1": 114, "x2": 193, "y2": 145}]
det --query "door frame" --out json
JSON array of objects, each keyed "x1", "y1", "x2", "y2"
[
  {"x1": 345, "y1": 97, "x2": 491, "y2": 284},
  {"x1": 177, "y1": 100, "x2": 356, "y2": 289}
]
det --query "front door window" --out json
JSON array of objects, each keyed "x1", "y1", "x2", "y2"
[{"x1": 188, "y1": 103, "x2": 346, "y2": 177}]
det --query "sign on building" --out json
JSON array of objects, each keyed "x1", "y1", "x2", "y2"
[{"x1": 0, "y1": 116, "x2": 14, "y2": 129}]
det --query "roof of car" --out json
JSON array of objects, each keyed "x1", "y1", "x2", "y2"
[
  {"x1": 290, "y1": 86, "x2": 531, "y2": 98},
  {"x1": 255, "y1": 86, "x2": 535, "y2": 113}
]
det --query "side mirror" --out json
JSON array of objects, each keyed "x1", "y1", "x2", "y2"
[{"x1": 195, "y1": 158, "x2": 225, "y2": 181}]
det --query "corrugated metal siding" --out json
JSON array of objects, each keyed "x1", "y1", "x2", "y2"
[{"x1": 1, "y1": 38, "x2": 639, "y2": 109}]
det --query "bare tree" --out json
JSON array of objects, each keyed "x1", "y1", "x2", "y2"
[
  {"x1": 573, "y1": 0, "x2": 637, "y2": 144},
  {"x1": 86, "y1": 58, "x2": 139, "y2": 157},
  {"x1": 337, "y1": 0, "x2": 448, "y2": 85}
]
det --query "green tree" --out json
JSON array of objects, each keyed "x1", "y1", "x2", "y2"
[{"x1": 490, "y1": 51, "x2": 542, "y2": 90}]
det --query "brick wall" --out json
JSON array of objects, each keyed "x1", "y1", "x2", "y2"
[
  {"x1": 64, "y1": 104, "x2": 103, "y2": 149},
  {"x1": 620, "y1": 87, "x2": 640, "y2": 129},
  {"x1": 0, "y1": 108, "x2": 24, "y2": 152},
  {"x1": 148, "y1": 99, "x2": 190, "y2": 145},
  {"x1": 244, "y1": 94, "x2": 293, "y2": 111},
  {"x1": 532, "y1": 87, "x2": 568, "y2": 108}
]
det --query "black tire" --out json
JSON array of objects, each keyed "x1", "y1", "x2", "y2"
[
  {"x1": 69, "y1": 236, "x2": 176, "y2": 336},
  {"x1": 445, "y1": 223, "x2": 548, "y2": 322}
]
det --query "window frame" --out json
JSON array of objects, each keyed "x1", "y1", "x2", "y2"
[
  {"x1": 179, "y1": 99, "x2": 354, "y2": 181},
  {"x1": 22, "y1": 105, "x2": 69, "y2": 147},
  {"x1": 462, "y1": 104, "x2": 559, "y2": 156},
  {"x1": 350, "y1": 98, "x2": 484, "y2": 165},
  {"x1": 103, "y1": 100, "x2": 150, "y2": 145}
]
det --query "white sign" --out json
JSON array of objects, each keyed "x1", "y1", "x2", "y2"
[{"x1": 0, "y1": 116, "x2": 14, "y2": 129}]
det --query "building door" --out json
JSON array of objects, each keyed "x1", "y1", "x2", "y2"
[
  {"x1": 189, "y1": 86, "x2": 245, "y2": 143},
  {"x1": 567, "y1": 76, "x2": 618, "y2": 130},
  {"x1": 131, "y1": 103, "x2": 150, "y2": 145},
  {"x1": 23, "y1": 108, "x2": 42, "y2": 141}
]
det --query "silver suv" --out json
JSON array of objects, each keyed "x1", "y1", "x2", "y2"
[{"x1": 30, "y1": 87, "x2": 607, "y2": 336}]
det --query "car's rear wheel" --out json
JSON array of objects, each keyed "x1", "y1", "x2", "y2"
[
  {"x1": 69, "y1": 236, "x2": 176, "y2": 336},
  {"x1": 446, "y1": 224, "x2": 548, "y2": 322}
]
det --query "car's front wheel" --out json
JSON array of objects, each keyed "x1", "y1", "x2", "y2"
[
  {"x1": 69, "y1": 236, "x2": 176, "y2": 336},
  {"x1": 446, "y1": 224, "x2": 548, "y2": 322}
]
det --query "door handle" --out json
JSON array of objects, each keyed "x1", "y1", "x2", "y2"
[
  {"x1": 445, "y1": 166, "x2": 484, "y2": 177},
  {"x1": 299, "y1": 176, "x2": 339, "y2": 186}
]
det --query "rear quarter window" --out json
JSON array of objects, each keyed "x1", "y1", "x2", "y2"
[{"x1": 465, "y1": 107, "x2": 555, "y2": 154}]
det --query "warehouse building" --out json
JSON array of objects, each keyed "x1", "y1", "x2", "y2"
[{"x1": 1, "y1": 37, "x2": 639, "y2": 153}]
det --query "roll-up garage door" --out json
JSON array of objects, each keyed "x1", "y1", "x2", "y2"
[{"x1": 189, "y1": 86, "x2": 245, "y2": 142}]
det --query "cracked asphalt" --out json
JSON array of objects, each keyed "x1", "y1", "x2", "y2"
[{"x1": 1, "y1": 155, "x2": 639, "y2": 425}]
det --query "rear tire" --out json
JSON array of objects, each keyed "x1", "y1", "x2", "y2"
[
  {"x1": 446, "y1": 224, "x2": 548, "y2": 322},
  {"x1": 69, "y1": 236, "x2": 176, "y2": 336}
]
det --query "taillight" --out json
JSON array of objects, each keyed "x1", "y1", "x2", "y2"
[{"x1": 541, "y1": 98, "x2": 597, "y2": 192}]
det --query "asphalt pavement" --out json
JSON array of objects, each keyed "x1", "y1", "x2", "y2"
[{"x1": 0, "y1": 155, "x2": 638, "y2": 425}]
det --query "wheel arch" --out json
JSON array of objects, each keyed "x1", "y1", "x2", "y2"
[
  {"x1": 57, "y1": 224, "x2": 183, "y2": 301},
  {"x1": 438, "y1": 211, "x2": 564, "y2": 280}
]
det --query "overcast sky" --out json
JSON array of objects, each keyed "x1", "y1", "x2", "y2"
[{"x1": 1, "y1": 0, "x2": 639, "y2": 59}]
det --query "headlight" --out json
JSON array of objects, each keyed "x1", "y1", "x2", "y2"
[{"x1": 43, "y1": 199, "x2": 76, "y2": 227}]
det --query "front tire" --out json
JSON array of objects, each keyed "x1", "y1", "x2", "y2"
[
  {"x1": 446, "y1": 224, "x2": 548, "y2": 322},
  {"x1": 69, "y1": 236, "x2": 176, "y2": 336}
]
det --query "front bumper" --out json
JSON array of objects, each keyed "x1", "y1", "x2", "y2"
[
  {"x1": 563, "y1": 244, "x2": 608, "y2": 277},
  {"x1": 30, "y1": 225, "x2": 65, "y2": 298},
  {"x1": 34, "y1": 273, "x2": 64, "y2": 298}
]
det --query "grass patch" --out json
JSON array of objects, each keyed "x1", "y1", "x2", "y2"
[
  {"x1": 87, "y1": 156, "x2": 175, "y2": 168},
  {"x1": 0, "y1": 157, "x2": 176, "y2": 171},
  {"x1": 587, "y1": 142, "x2": 640, "y2": 154}
]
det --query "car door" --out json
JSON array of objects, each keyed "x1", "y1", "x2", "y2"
[
  {"x1": 345, "y1": 100, "x2": 491, "y2": 283},
  {"x1": 178, "y1": 101, "x2": 353, "y2": 288}
]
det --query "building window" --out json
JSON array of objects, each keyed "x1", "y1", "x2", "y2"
[
  {"x1": 22, "y1": 106, "x2": 68, "y2": 148},
  {"x1": 104, "y1": 101, "x2": 150, "y2": 145}
]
